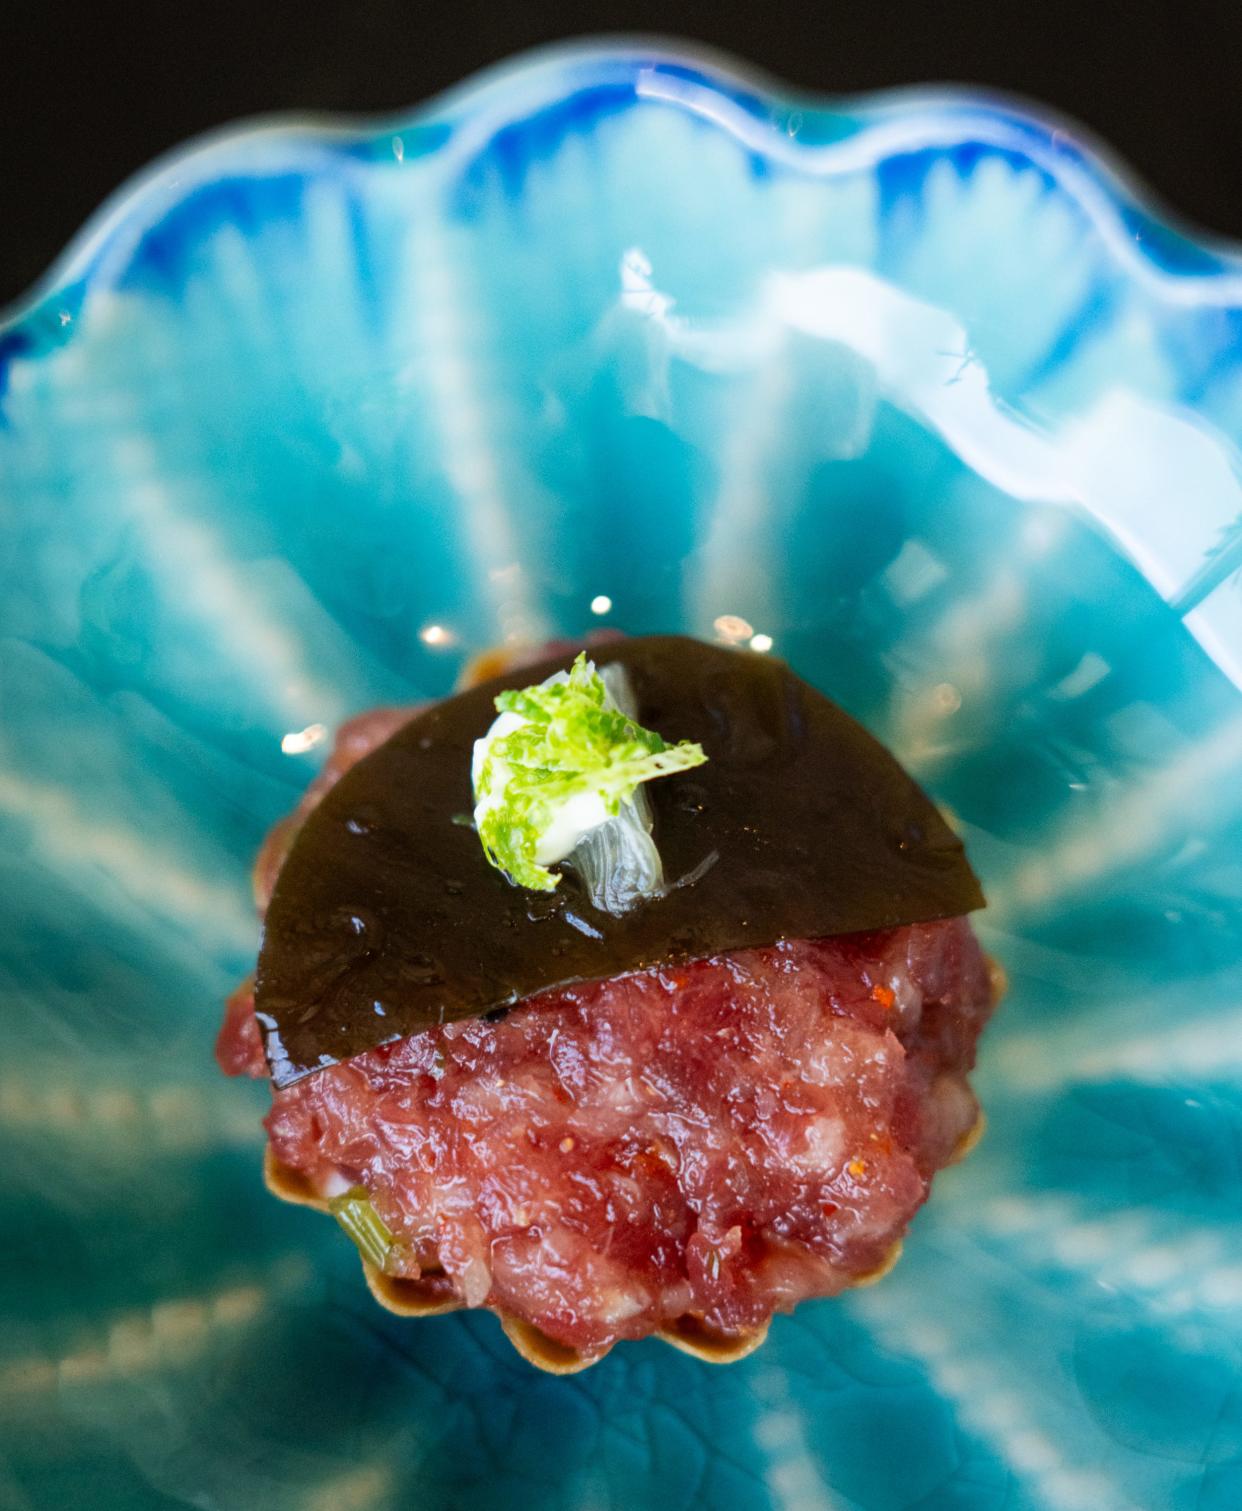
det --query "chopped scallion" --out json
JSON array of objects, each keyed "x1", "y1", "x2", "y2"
[{"x1": 328, "y1": 1186, "x2": 395, "y2": 1271}]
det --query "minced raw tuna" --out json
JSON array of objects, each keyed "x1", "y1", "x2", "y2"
[{"x1": 219, "y1": 703, "x2": 996, "y2": 1356}]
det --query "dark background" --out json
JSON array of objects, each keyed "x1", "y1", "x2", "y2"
[{"x1": 4, "y1": 1, "x2": 1241, "y2": 307}]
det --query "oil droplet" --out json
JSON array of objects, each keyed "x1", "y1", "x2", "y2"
[
  {"x1": 401, "y1": 953, "x2": 443, "y2": 987},
  {"x1": 344, "y1": 806, "x2": 379, "y2": 837},
  {"x1": 676, "y1": 780, "x2": 708, "y2": 816},
  {"x1": 342, "y1": 803, "x2": 382, "y2": 840},
  {"x1": 444, "y1": 879, "x2": 465, "y2": 897},
  {"x1": 330, "y1": 905, "x2": 377, "y2": 944}
]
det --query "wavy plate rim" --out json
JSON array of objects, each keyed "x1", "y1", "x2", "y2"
[{"x1": 4, "y1": 34, "x2": 1242, "y2": 346}]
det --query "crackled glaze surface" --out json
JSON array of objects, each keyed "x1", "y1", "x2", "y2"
[{"x1": 4, "y1": 42, "x2": 1242, "y2": 1511}]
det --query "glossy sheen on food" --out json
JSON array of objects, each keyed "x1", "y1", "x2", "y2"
[
  {"x1": 221, "y1": 917, "x2": 994, "y2": 1355},
  {"x1": 257, "y1": 637, "x2": 984, "y2": 1084},
  {"x1": 221, "y1": 695, "x2": 996, "y2": 1354}
]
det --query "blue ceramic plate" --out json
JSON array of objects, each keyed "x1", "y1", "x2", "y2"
[{"x1": 4, "y1": 41, "x2": 1242, "y2": 1511}]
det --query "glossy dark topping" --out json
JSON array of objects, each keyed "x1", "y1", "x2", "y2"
[{"x1": 256, "y1": 636, "x2": 984, "y2": 1085}]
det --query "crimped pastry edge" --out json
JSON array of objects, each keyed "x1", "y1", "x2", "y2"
[
  {"x1": 259, "y1": 951, "x2": 1002, "y2": 1370},
  {"x1": 263, "y1": 1148, "x2": 891, "y2": 1371}
]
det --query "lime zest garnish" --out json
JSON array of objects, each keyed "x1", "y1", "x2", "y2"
[{"x1": 472, "y1": 653, "x2": 708, "y2": 894}]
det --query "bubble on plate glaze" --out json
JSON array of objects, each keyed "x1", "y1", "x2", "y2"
[
  {"x1": 589, "y1": 595, "x2": 612, "y2": 616},
  {"x1": 418, "y1": 623, "x2": 453, "y2": 647}
]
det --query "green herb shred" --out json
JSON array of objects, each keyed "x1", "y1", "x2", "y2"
[{"x1": 472, "y1": 653, "x2": 707, "y2": 892}]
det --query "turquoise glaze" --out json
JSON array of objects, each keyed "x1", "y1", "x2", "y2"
[{"x1": 4, "y1": 42, "x2": 1242, "y2": 1511}]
